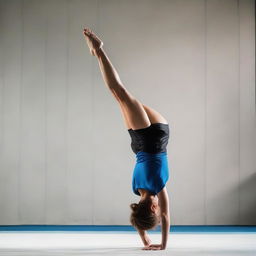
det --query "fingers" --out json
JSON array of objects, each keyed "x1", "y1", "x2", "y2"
[
  {"x1": 142, "y1": 247, "x2": 161, "y2": 250},
  {"x1": 142, "y1": 244, "x2": 163, "y2": 250}
]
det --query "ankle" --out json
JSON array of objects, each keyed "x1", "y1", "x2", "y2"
[{"x1": 95, "y1": 47, "x2": 103, "y2": 57}]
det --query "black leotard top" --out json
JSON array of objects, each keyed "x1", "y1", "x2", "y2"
[{"x1": 128, "y1": 123, "x2": 169, "y2": 154}]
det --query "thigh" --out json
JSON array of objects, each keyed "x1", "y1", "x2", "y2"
[
  {"x1": 118, "y1": 103, "x2": 131, "y2": 129},
  {"x1": 117, "y1": 89, "x2": 151, "y2": 130},
  {"x1": 142, "y1": 104, "x2": 168, "y2": 124}
]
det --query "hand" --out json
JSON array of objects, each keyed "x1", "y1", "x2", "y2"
[{"x1": 142, "y1": 244, "x2": 165, "y2": 250}]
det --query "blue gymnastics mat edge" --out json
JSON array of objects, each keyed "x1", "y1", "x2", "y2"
[{"x1": 0, "y1": 225, "x2": 256, "y2": 232}]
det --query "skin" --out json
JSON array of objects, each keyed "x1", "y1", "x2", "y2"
[
  {"x1": 137, "y1": 188, "x2": 170, "y2": 250},
  {"x1": 138, "y1": 188, "x2": 160, "y2": 217},
  {"x1": 83, "y1": 28, "x2": 170, "y2": 250}
]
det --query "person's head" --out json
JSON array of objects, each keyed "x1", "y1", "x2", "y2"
[{"x1": 129, "y1": 196, "x2": 160, "y2": 231}]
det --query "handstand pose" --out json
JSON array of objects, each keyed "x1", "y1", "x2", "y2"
[{"x1": 83, "y1": 28, "x2": 170, "y2": 251}]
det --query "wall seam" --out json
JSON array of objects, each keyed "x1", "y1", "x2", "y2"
[
  {"x1": 44, "y1": 1, "x2": 48, "y2": 224},
  {"x1": 65, "y1": 0, "x2": 70, "y2": 224},
  {"x1": 237, "y1": 0, "x2": 241, "y2": 225},
  {"x1": 18, "y1": 0, "x2": 24, "y2": 224},
  {"x1": 0, "y1": 0, "x2": 5, "y2": 225},
  {"x1": 204, "y1": 0, "x2": 208, "y2": 225}
]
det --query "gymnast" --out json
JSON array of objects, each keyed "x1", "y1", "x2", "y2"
[{"x1": 83, "y1": 28, "x2": 170, "y2": 251}]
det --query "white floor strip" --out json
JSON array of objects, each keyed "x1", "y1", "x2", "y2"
[{"x1": 0, "y1": 232, "x2": 255, "y2": 255}]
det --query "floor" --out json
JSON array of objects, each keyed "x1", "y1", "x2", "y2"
[{"x1": 0, "y1": 231, "x2": 255, "y2": 256}]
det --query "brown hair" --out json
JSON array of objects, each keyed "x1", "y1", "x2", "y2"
[{"x1": 129, "y1": 199, "x2": 159, "y2": 231}]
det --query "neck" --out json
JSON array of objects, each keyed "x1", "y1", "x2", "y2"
[{"x1": 139, "y1": 189, "x2": 155, "y2": 201}]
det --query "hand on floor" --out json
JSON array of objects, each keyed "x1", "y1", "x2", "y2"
[{"x1": 142, "y1": 244, "x2": 165, "y2": 250}]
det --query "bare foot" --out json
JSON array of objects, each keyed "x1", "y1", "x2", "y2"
[{"x1": 83, "y1": 28, "x2": 103, "y2": 56}]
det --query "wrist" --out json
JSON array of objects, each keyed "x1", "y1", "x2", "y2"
[
  {"x1": 161, "y1": 243, "x2": 166, "y2": 249},
  {"x1": 144, "y1": 236, "x2": 151, "y2": 246}
]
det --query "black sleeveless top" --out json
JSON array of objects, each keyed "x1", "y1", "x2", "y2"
[{"x1": 128, "y1": 123, "x2": 169, "y2": 154}]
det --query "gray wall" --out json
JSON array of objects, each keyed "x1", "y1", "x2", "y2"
[{"x1": 0, "y1": 0, "x2": 255, "y2": 225}]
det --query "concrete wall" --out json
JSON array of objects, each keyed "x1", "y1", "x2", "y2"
[{"x1": 0, "y1": 0, "x2": 255, "y2": 225}]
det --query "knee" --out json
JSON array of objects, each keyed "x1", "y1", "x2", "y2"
[{"x1": 111, "y1": 86, "x2": 129, "y2": 102}]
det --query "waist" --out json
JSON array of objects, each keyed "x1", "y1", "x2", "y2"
[{"x1": 135, "y1": 151, "x2": 168, "y2": 163}]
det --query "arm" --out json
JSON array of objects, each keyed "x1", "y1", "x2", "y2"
[
  {"x1": 146, "y1": 187, "x2": 170, "y2": 250},
  {"x1": 136, "y1": 228, "x2": 151, "y2": 246},
  {"x1": 160, "y1": 214, "x2": 170, "y2": 249},
  {"x1": 159, "y1": 187, "x2": 170, "y2": 249}
]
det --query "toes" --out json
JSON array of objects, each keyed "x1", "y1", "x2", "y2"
[
  {"x1": 83, "y1": 30, "x2": 89, "y2": 36},
  {"x1": 83, "y1": 28, "x2": 91, "y2": 36}
]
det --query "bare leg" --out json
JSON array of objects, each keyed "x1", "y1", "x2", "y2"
[
  {"x1": 96, "y1": 47, "x2": 152, "y2": 130},
  {"x1": 120, "y1": 103, "x2": 168, "y2": 129},
  {"x1": 83, "y1": 29, "x2": 167, "y2": 129},
  {"x1": 142, "y1": 104, "x2": 168, "y2": 124},
  {"x1": 118, "y1": 103, "x2": 132, "y2": 129}
]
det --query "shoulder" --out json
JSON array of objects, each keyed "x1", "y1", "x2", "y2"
[{"x1": 157, "y1": 186, "x2": 169, "y2": 201}]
